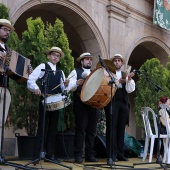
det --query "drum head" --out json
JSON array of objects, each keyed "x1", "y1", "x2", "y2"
[
  {"x1": 42, "y1": 93, "x2": 71, "y2": 111},
  {"x1": 81, "y1": 67, "x2": 104, "y2": 102},
  {"x1": 46, "y1": 94, "x2": 63, "y2": 103}
]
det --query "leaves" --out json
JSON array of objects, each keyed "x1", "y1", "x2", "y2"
[
  {"x1": 0, "y1": 4, "x2": 9, "y2": 19},
  {"x1": 134, "y1": 58, "x2": 170, "y2": 128},
  {"x1": 8, "y1": 17, "x2": 74, "y2": 135}
]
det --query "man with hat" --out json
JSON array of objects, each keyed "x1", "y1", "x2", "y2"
[
  {"x1": 0, "y1": 19, "x2": 15, "y2": 149},
  {"x1": 104, "y1": 54, "x2": 135, "y2": 162},
  {"x1": 27, "y1": 46, "x2": 69, "y2": 164},
  {"x1": 67, "y1": 52, "x2": 99, "y2": 163}
]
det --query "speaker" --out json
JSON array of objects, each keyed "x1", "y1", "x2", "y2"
[{"x1": 94, "y1": 135, "x2": 138, "y2": 158}]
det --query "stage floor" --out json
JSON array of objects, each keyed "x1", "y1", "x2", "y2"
[{"x1": 0, "y1": 157, "x2": 170, "y2": 170}]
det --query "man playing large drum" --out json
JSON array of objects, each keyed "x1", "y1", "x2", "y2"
[
  {"x1": 67, "y1": 52, "x2": 99, "y2": 164},
  {"x1": 104, "y1": 54, "x2": 135, "y2": 162},
  {"x1": 27, "y1": 47, "x2": 69, "y2": 164}
]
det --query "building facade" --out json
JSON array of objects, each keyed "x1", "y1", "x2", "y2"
[{"x1": 1, "y1": 0, "x2": 170, "y2": 148}]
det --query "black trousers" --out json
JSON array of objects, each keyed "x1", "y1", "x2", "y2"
[
  {"x1": 104, "y1": 98, "x2": 129, "y2": 159},
  {"x1": 33, "y1": 101, "x2": 59, "y2": 158},
  {"x1": 74, "y1": 98, "x2": 99, "y2": 158}
]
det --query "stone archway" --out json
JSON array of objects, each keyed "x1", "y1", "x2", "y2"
[
  {"x1": 127, "y1": 36, "x2": 170, "y2": 69},
  {"x1": 10, "y1": 0, "x2": 107, "y2": 68},
  {"x1": 126, "y1": 36, "x2": 170, "y2": 138}
]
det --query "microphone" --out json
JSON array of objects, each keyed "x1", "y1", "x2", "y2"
[
  {"x1": 98, "y1": 55, "x2": 105, "y2": 67},
  {"x1": 41, "y1": 69, "x2": 55, "y2": 72}
]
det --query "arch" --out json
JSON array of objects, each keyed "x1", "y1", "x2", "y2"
[
  {"x1": 126, "y1": 36, "x2": 170, "y2": 65},
  {"x1": 10, "y1": 0, "x2": 107, "y2": 61}
]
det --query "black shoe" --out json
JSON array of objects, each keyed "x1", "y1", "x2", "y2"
[
  {"x1": 85, "y1": 156, "x2": 98, "y2": 162},
  {"x1": 75, "y1": 156, "x2": 83, "y2": 164},
  {"x1": 45, "y1": 155, "x2": 60, "y2": 163},
  {"x1": 117, "y1": 154, "x2": 128, "y2": 161}
]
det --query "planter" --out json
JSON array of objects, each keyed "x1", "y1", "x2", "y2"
[
  {"x1": 16, "y1": 133, "x2": 75, "y2": 160},
  {"x1": 16, "y1": 134, "x2": 35, "y2": 160}
]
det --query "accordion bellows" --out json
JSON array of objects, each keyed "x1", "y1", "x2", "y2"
[{"x1": 1, "y1": 50, "x2": 31, "y2": 83}]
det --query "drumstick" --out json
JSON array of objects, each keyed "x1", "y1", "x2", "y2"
[{"x1": 52, "y1": 74, "x2": 75, "y2": 91}]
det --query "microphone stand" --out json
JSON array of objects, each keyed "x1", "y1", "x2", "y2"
[
  {"x1": 0, "y1": 65, "x2": 36, "y2": 169},
  {"x1": 84, "y1": 56, "x2": 133, "y2": 169},
  {"x1": 133, "y1": 72, "x2": 169, "y2": 169},
  {"x1": 23, "y1": 70, "x2": 72, "y2": 170}
]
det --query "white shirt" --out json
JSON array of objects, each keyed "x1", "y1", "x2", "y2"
[
  {"x1": 27, "y1": 62, "x2": 66, "y2": 92},
  {"x1": 116, "y1": 70, "x2": 135, "y2": 93},
  {"x1": 67, "y1": 68, "x2": 91, "y2": 92},
  {"x1": 0, "y1": 43, "x2": 5, "y2": 51}
]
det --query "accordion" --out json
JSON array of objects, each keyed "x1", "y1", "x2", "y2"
[{"x1": 0, "y1": 50, "x2": 31, "y2": 83}]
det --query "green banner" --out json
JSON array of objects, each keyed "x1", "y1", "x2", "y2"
[{"x1": 154, "y1": 0, "x2": 170, "y2": 31}]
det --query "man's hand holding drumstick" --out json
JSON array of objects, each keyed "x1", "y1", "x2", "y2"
[
  {"x1": 52, "y1": 74, "x2": 75, "y2": 90},
  {"x1": 76, "y1": 79, "x2": 84, "y2": 86}
]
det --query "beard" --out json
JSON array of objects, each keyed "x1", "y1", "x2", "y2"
[
  {"x1": 83, "y1": 65, "x2": 91, "y2": 69},
  {"x1": 1, "y1": 37, "x2": 8, "y2": 43}
]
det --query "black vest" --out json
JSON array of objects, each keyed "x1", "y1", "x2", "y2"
[
  {"x1": 0, "y1": 45, "x2": 10, "y2": 87},
  {"x1": 114, "y1": 71, "x2": 128, "y2": 103},
  {"x1": 73, "y1": 68, "x2": 89, "y2": 98},
  {"x1": 41, "y1": 63, "x2": 62, "y2": 94}
]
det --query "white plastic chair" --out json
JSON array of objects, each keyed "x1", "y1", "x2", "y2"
[
  {"x1": 141, "y1": 107, "x2": 168, "y2": 162},
  {"x1": 159, "y1": 104, "x2": 170, "y2": 163}
]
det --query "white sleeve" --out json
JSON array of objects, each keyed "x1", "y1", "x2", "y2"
[
  {"x1": 125, "y1": 79, "x2": 135, "y2": 93},
  {"x1": 27, "y1": 63, "x2": 45, "y2": 92},
  {"x1": 65, "y1": 70, "x2": 78, "y2": 92}
]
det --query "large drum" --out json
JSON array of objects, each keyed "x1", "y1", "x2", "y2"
[
  {"x1": 80, "y1": 67, "x2": 117, "y2": 109},
  {"x1": 42, "y1": 93, "x2": 71, "y2": 111}
]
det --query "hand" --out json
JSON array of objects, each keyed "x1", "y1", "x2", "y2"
[
  {"x1": 64, "y1": 79, "x2": 70, "y2": 87},
  {"x1": 27, "y1": 64, "x2": 33, "y2": 75},
  {"x1": 128, "y1": 72, "x2": 135, "y2": 80},
  {"x1": 119, "y1": 78, "x2": 126, "y2": 84},
  {"x1": 34, "y1": 89, "x2": 41, "y2": 96},
  {"x1": 76, "y1": 79, "x2": 84, "y2": 86}
]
